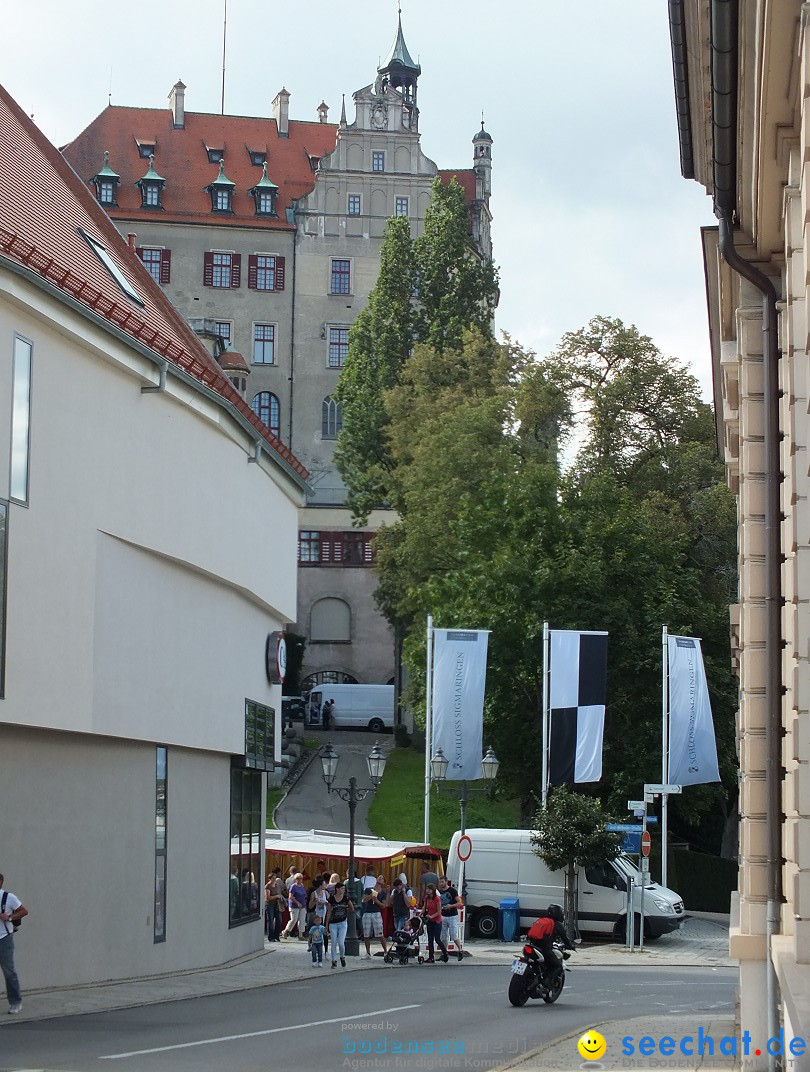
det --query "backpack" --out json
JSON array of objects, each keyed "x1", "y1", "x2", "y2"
[{"x1": 1, "y1": 891, "x2": 21, "y2": 933}]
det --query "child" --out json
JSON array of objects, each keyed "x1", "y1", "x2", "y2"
[{"x1": 308, "y1": 913, "x2": 326, "y2": 967}]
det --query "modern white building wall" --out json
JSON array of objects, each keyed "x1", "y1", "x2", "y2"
[{"x1": 0, "y1": 83, "x2": 307, "y2": 987}]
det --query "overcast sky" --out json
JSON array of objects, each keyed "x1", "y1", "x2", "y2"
[{"x1": 5, "y1": 0, "x2": 715, "y2": 394}]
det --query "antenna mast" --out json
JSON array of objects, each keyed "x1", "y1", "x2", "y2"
[{"x1": 221, "y1": 0, "x2": 227, "y2": 115}]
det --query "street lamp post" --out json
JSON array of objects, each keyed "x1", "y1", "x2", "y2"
[
  {"x1": 320, "y1": 740, "x2": 387, "y2": 957},
  {"x1": 429, "y1": 745, "x2": 500, "y2": 939}
]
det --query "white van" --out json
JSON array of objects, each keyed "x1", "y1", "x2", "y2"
[
  {"x1": 306, "y1": 683, "x2": 395, "y2": 733},
  {"x1": 446, "y1": 828, "x2": 686, "y2": 941}
]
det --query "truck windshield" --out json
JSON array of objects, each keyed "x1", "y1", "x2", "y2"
[{"x1": 614, "y1": 855, "x2": 642, "y2": 883}]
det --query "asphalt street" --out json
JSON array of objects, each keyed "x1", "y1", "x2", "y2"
[
  {"x1": 275, "y1": 728, "x2": 394, "y2": 835},
  {"x1": 0, "y1": 964, "x2": 736, "y2": 1072}
]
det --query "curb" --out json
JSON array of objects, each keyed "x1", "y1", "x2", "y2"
[{"x1": 271, "y1": 742, "x2": 323, "y2": 826}]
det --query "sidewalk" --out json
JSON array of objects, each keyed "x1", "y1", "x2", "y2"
[{"x1": 1, "y1": 913, "x2": 733, "y2": 1025}]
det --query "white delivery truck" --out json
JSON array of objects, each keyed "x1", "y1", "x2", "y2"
[
  {"x1": 306, "y1": 683, "x2": 395, "y2": 733},
  {"x1": 446, "y1": 827, "x2": 686, "y2": 941}
]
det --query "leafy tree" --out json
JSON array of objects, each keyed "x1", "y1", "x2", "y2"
[
  {"x1": 530, "y1": 787, "x2": 624, "y2": 935},
  {"x1": 335, "y1": 179, "x2": 498, "y2": 522},
  {"x1": 334, "y1": 216, "x2": 416, "y2": 522}
]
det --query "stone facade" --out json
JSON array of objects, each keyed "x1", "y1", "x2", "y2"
[{"x1": 671, "y1": 1, "x2": 810, "y2": 1063}]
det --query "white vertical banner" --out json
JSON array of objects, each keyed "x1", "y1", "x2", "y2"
[
  {"x1": 667, "y1": 635, "x2": 720, "y2": 786},
  {"x1": 432, "y1": 629, "x2": 490, "y2": 781}
]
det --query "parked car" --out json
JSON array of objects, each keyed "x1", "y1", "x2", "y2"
[
  {"x1": 281, "y1": 696, "x2": 306, "y2": 724},
  {"x1": 446, "y1": 827, "x2": 686, "y2": 941}
]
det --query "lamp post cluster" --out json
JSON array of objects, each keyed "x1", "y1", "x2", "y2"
[
  {"x1": 319, "y1": 740, "x2": 387, "y2": 957},
  {"x1": 429, "y1": 745, "x2": 500, "y2": 834}
]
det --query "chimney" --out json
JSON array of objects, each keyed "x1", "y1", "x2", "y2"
[
  {"x1": 168, "y1": 80, "x2": 186, "y2": 129},
  {"x1": 127, "y1": 233, "x2": 137, "y2": 250},
  {"x1": 272, "y1": 87, "x2": 290, "y2": 137}
]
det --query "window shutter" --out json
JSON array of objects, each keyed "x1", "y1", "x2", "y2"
[
  {"x1": 332, "y1": 534, "x2": 344, "y2": 563},
  {"x1": 320, "y1": 533, "x2": 332, "y2": 564},
  {"x1": 248, "y1": 254, "x2": 258, "y2": 289},
  {"x1": 363, "y1": 534, "x2": 374, "y2": 564},
  {"x1": 231, "y1": 253, "x2": 242, "y2": 288},
  {"x1": 275, "y1": 256, "x2": 286, "y2": 291},
  {"x1": 135, "y1": 246, "x2": 145, "y2": 262},
  {"x1": 159, "y1": 249, "x2": 171, "y2": 284},
  {"x1": 203, "y1": 251, "x2": 214, "y2": 287}
]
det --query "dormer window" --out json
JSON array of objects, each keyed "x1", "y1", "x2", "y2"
[
  {"x1": 204, "y1": 160, "x2": 235, "y2": 214},
  {"x1": 247, "y1": 161, "x2": 278, "y2": 217},
  {"x1": 136, "y1": 154, "x2": 166, "y2": 210},
  {"x1": 136, "y1": 139, "x2": 156, "y2": 159},
  {"x1": 91, "y1": 150, "x2": 120, "y2": 207},
  {"x1": 248, "y1": 149, "x2": 267, "y2": 167},
  {"x1": 206, "y1": 145, "x2": 224, "y2": 164}
]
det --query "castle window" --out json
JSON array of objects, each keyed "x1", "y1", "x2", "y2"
[
  {"x1": 251, "y1": 391, "x2": 280, "y2": 437},
  {"x1": 136, "y1": 246, "x2": 171, "y2": 284},
  {"x1": 253, "y1": 324, "x2": 276, "y2": 365},
  {"x1": 203, "y1": 251, "x2": 241, "y2": 288},
  {"x1": 328, "y1": 328, "x2": 349, "y2": 368},
  {"x1": 322, "y1": 396, "x2": 343, "y2": 439},
  {"x1": 348, "y1": 194, "x2": 361, "y2": 216},
  {"x1": 372, "y1": 151, "x2": 385, "y2": 173},
  {"x1": 395, "y1": 197, "x2": 409, "y2": 218},
  {"x1": 330, "y1": 259, "x2": 351, "y2": 294}
]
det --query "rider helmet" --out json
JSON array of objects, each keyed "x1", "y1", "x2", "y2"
[{"x1": 547, "y1": 903, "x2": 564, "y2": 923}]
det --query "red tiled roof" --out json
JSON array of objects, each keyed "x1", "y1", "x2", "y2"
[
  {"x1": 63, "y1": 106, "x2": 339, "y2": 230},
  {"x1": 438, "y1": 169, "x2": 477, "y2": 207},
  {"x1": 0, "y1": 84, "x2": 308, "y2": 483}
]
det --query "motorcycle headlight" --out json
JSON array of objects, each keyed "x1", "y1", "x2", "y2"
[{"x1": 653, "y1": 899, "x2": 673, "y2": 913}]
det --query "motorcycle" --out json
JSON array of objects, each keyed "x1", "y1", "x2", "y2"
[{"x1": 508, "y1": 937, "x2": 572, "y2": 1007}]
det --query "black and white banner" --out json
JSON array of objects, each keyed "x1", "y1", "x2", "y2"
[
  {"x1": 432, "y1": 629, "x2": 489, "y2": 781},
  {"x1": 667, "y1": 635, "x2": 720, "y2": 785},
  {"x1": 548, "y1": 630, "x2": 608, "y2": 785}
]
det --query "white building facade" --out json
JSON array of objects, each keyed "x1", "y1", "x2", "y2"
[{"x1": 1, "y1": 84, "x2": 305, "y2": 986}]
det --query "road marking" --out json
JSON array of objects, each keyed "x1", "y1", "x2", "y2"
[{"x1": 99, "y1": 1004, "x2": 422, "y2": 1060}]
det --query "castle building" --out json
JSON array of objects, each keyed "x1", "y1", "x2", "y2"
[{"x1": 62, "y1": 14, "x2": 494, "y2": 695}]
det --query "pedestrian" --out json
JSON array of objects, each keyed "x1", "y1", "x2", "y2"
[
  {"x1": 438, "y1": 875, "x2": 463, "y2": 961},
  {"x1": 326, "y1": 881, "x2": 353, "y2": 968},
  {"x1": 264, "y1": 867, "x2": 285, "y2": 941},
  {"x1": 285, "y1": 865, "x2": 297, "y2": 891},
  {"x1": 422, "y1": 882, "x2": 449, "y2": 964},
  {"x1": 308, "y1": 876, "x2": 330, "y2": 955},
  {"x1": 360, "y1": 885, "x2": 388, "y2": 959},
  {"x1": 321, "y1": 699, "x2": 334, "y2": 731},
  {"x1": 281, "y1": 873, "x2": 307, "y2": 940},
  {"x1": 418, "y1": 861, "x2": 439, "y2": 898},
  {"x1": 0, "y1": 873, "x2": 28, "y2": 1014},
  {"x1": 308, "y1": 914, "x2": 326, "y2": 967},
  {"x1": 390, "y1": 878, "x2": 411, "y2": 932},
  {"x1": 361, "y1": 864, "x2": 377, "y2": 892}
]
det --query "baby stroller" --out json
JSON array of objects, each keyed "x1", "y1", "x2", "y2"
[{"x1": 384, "y1": 914, "x2": 427, "y2": 965}]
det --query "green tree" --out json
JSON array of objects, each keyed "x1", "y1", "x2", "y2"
[
  {"x1": 335, "y1": 179, "x2": 498, "y2": 522},
  {"x1": 334, "y1": 216, "x2": 416, "y2": 522},
  {"x1": 530, "y1": 787, "x2": 624, "y2": 935}
]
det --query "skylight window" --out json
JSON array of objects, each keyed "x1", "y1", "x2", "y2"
[
  {"x1": 79, "y1": 229, "x2": 144, "y2": 306},
  {"x1": 136, "y1": 139, "x2": 156, "y2": 159},
  {"x1": 206, "y1": 145, "x2": 224, "y2": 164}
]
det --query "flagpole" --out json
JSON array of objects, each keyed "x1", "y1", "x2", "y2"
[
  {"x1": 541, "y1": 621, "x2": 550, "y2": 809},
  {"x1": 662, "y1": 625, "x2": 669, "y2": 890},
  {"x1": 424, "y1": 613, "x2": 434, "y2": 843}
]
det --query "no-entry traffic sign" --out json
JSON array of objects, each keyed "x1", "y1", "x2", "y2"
[
  {"x1": 640, "y1": 829, "x2": 652, "y2": 857},
  {"x1": 456, "y1": 834, "x2": 472, "y2": 862}
]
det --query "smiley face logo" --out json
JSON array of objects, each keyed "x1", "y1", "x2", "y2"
[{"x1": 577, "y1": 1030, "x2": 607, "y2": 1061}]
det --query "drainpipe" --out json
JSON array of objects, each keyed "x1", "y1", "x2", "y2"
[{"x1": 716, "y1": 212, "x2": 783, "y2": 1071}]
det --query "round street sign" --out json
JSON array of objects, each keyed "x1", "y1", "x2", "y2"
[
  {"x1": 456, "y1": 834, "x2": 472, "y2": 862},
  {"x1": 640, "y1": 829, "x2": 652, "y2": 857}
]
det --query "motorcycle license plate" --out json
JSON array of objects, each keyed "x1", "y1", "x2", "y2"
[{"x1": 511, "y1": 959, "x2": 527, "y2": 975}]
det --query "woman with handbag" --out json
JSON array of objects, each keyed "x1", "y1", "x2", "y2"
[{"x1": 325, "y1": 881, "x2": 353, "y2": 968}]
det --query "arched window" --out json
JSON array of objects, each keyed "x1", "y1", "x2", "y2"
[
  {"x1": 310, "y1": 597, "x2": 351, "y2": 643},
  {"x1": 302, "y1": 670, "x2": 358, "y2": 691},
  {"x1": 251, "y1": 391, "x2": 280, "y2": 437},
  {"x1": 322, "y1": 395, "x2": 343, "y2": 439}
]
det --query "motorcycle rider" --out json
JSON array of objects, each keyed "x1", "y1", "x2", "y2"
[{"x1": 526, "y1": 903, "x2": 573, "y2": 986}]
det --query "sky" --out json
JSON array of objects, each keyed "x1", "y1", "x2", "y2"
[{"x1": 4, "y1": 0, "x2": 716, "y2": 396}]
